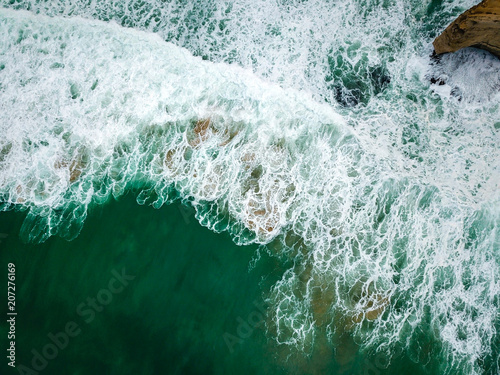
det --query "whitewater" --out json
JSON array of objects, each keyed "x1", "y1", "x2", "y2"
[{"x1": 0, "y1": 1, "x2": 499, "y2": 374}]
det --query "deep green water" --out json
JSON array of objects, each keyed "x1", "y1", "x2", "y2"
[
  {"x1": 0, "y1": 195, "x2": 285, "y2": 374},
  {"x1": 1, "y1": 195, "x2": 438, "y2": 375}
]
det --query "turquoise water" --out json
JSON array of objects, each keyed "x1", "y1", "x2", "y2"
[
  {"x1": 0, "y1": 196, "x2": 431, "y2": 375},
  {"x1": 0, "y1": 195, "x2": 286, "y2": 374},
  {"x1": 0, "y1": 1, "x2": 499, "y2": 374}
]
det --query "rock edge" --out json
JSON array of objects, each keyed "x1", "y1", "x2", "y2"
[{"x1": 433, "y1": 0, "x2": 500, "y2": 58}]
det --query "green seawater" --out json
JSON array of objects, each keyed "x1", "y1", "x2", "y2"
[
  {"x1": 0, "y1": 195, "x2": 439, "y2": 375},
  {"x1": 0, "y1": 195, "x2": 284, "y2": 374},
  {"x1": 0, "y1": 1, "x2": 499, "y2": 374}
]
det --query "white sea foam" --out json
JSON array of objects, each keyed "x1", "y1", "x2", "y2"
[{"x1": 0, "y1": 5, "x2": 499, "y2": 374}]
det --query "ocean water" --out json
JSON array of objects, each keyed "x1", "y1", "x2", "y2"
[{"x1": 0, "y1": 1, "x2": 499, "y2": 374}]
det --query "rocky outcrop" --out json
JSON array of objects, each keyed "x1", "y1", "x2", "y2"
[{"x1": 433, "y1": 0, "x2": 500, "y2": 58}]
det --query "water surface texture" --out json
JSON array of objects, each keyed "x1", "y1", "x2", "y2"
[{"x1": 0, "y1": 1, "x2": 499, "y2": 374}]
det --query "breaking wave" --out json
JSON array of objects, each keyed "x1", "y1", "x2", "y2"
[{"x1": 0, "y1": 3, "x2": 499, "y2": 374}]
